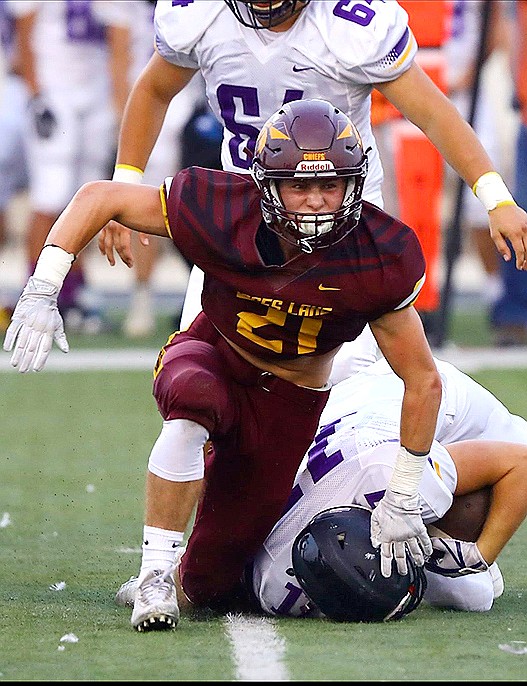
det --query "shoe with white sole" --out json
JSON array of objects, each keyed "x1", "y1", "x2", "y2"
[
  {"x1": 115, "y1": 575, "x2": 139, "y2": 608},
  {"x1": 115, "y1": 547, "x2": 186, "y2": 611},
  {"x1": 131, "y1": 567, "x2": 179, "y2": 632}
]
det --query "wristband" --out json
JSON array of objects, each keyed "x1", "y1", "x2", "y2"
[
  {"x1": 388, "y1": 446, "x2": 428, "y2": 497},
  {"x1": 33, "y1": 244, "x2": 75, "y2": 289},
  {"x1": 113, "y1": 163, "x2": 144, "y2": 184},
  {"x1": 472, "y1": 172, "x2": 516, "y2": 212}
]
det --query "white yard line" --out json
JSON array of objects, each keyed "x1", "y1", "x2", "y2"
[
  {"x1": 1, "y1": 346, "x2": 526, "y2": 373},
  {"x1": 224, "y1": 613, "x2": 289, "y2": 682},
  {"x1": 433, "y1": 345, "x2": 527, "y2": 372},
  {"x1": 0, "y1": 348, "x2": 159, "y2": 372}
]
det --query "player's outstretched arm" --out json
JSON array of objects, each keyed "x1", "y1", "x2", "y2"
[
  {"x1": 378, "y1": 63, "x2": 527, "y2": 269},
  {"x1": 3, "y1": 182, "x2": 167, "y2": 372},
  {"x1": 370, "y1": 306, "x2": 442, "y2": 577}
]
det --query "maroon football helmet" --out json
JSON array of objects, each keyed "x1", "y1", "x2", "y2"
[
  {"x1": 223, "y1": 0, "x2": 310, "y2": 29},
  {"x1": 251, "y1": 99, "x2": 368, "y2": 252}
]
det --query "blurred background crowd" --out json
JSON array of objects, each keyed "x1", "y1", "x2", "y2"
[{"x1": 0, "y1": 0, "x2": 526, "y2": 348}]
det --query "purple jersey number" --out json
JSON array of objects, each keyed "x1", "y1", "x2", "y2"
[
  {"x1": 333, "y1": 0, "x2": 378, "y2": 26},
  {"x1": 66, "y1": 0, "x2": 105, "y2": 43},
  {"x1": 216, "y1": 86, "x2": 303, "y2": 169},
  {"x1": 280, "y1": 418, "x2": 347, "y2": 517}
]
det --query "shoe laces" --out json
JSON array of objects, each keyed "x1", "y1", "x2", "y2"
[{"x1": 138, "y1": 567, "x2": 176, "y2": 605}]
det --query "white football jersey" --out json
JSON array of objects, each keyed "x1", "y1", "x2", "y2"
[
  {"x1": 250, "y1": 357, "x2": 527, "y2": 617},
  {"x1": 154, "y1": 0, "x2": 417, "y2": 203},
  {"x1": 6, "y1": 1, "x2": 116, "y2": 94}
]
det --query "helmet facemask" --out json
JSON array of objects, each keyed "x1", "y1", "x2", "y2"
[
  {"x1": 223, "y1": 0, "x2": 311, "y2": 29},
  {"x1": 260, "y1": 174, "x2": 365, "y2": 253}
]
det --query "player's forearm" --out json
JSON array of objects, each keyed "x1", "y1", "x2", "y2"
[
  {"x1": 116, "y1": 78, "x2": 171, "y2": 172},
  {"x1": 417, "y1": 101, "x2": 496, "y2": 189},
  {"x1": 45, "y1": 181, "x2": 166, "y2": 256},
  {"x1": 382, "y1": 63, "x2": 497, "y2": 187},
  {"x1": 45, "y1": 182, "x2": 124, "y2": 257},
  {"x1": 115, "y1": 55, "x2": 197, "y2": 172},
  {"x1": 385, "y1": 377, "x2": 441, "y2": 499},
  {"x1": 399, "y1": 373, "x2": 442, "y2": 455}
]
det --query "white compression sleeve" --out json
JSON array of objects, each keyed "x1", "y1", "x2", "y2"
[{"x1": 148, "y1": 419, "x2": 209, "y2": 482}]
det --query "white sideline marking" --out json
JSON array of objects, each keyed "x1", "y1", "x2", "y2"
[
  {"x1": 224, "y1": 613, "x2": 289, "y2": 682},
  {"x1": 1, "y1": 346, "x2": 527, "y2": 373},
  {"x1": 434, "y1": 345, "x2": 527, "y2": 372},
  {"x1": 0, "y1": 348, "x2": 159, "y2": 372}
]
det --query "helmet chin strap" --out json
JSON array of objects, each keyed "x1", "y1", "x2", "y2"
[{"x1": 299, "y1": 238, "x2": 314, "y2": 253}]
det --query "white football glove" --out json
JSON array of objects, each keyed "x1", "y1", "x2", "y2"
[
  {"x1": 370, "y1": 488, "x2": 432, "y2": 578},
  {"x1": 425, "y1": 538, "x2": 489, "y2": 577},
  {"x1": 3, "y1": 277, "x2": 69, "y2": 372}
]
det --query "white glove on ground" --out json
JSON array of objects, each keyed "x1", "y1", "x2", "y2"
[
  {"x1": 370, "y1": 488, "x2": 432, "y2": 577},
  {"x1": 425, "y1": 538, "x2": 489, "y2": 577},
  {"x1": 3, "y1": 277, "x2": 68, "y2": 372}
]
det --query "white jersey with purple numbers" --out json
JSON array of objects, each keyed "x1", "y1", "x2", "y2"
[
  {"x1": 154, "y1": 0, "x2": 417, "y2": 205},
  {"x1": 250, "y1": 357, "x2": 527, "y2": 617},
  {"x1": 7, "y1": 0, "x2": 111, "y2": 93},
  {"x1": 6, "y1": 1, "x2": 122, "y2": 212}
]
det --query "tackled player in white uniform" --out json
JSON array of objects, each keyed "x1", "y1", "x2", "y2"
[{"x1": 250, "y1": 355, "x2": 527, "y2": 618}]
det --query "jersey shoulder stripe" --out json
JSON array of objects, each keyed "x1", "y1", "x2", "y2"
[
  {"x1": 394, "y1": 274, "x2": 426, "y2": 310},
  {"x1": 308, "y1": 0, "x2": 416, "y2": 81}
]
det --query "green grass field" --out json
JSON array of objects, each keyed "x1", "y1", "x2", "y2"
[{"x1": 1, "y1": 308, "x2": 527, "y2": 680}]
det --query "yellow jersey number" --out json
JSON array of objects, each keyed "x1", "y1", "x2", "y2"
[{"x1": 236, "y1": 307, "x2": 323, "y2": 355}]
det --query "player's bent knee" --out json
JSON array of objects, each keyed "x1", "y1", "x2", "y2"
[
  {"x1": 148, "y1": 419, "x2": 209, "y2": 482},
  {"x1": 153, "y1": 341, "x2": 234, "y2": 433}
]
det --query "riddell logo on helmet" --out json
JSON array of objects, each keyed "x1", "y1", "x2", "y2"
[{"x1": 296, "y1": 160, "x2": 334, "y2": 172}]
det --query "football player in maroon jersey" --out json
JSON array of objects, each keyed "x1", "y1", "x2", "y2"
[{"x1": 3, "y1": 99, "x2": 442, "y2": 632}]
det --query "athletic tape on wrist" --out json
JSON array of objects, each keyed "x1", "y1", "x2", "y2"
[
  {"x1": 472, "y1": 171, "x2": 516, "y2": 212},
  {"x1": 33, "y1": 245, "x2": 75, "y2": 289},
  {"x1": 113, "y1": 164, "x2": 144, "y2": 184},
  {"x1": 388, "y1": 445, "x2": 428, "y2": 497}
]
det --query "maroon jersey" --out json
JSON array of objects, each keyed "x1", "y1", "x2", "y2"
[{"x1": 163, "y1": 167, "x2": 425, "y2": 361}]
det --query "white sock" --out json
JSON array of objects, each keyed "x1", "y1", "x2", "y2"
[{"x1": 139, "y1": 526, "x2": 184, "y2": 576}]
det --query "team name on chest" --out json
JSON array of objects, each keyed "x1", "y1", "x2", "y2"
[{"x1": 236, "y1": 291, "x2": 332, "y2": 318}]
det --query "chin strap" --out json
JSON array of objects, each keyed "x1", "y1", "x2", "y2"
[{"x1": 299, "y1": 238, "x2": 314, "y2": 253}]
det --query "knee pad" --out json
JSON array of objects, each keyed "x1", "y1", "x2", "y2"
[{"x1": 148, "y1": 419, "x2": 209, "y2": 482}]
